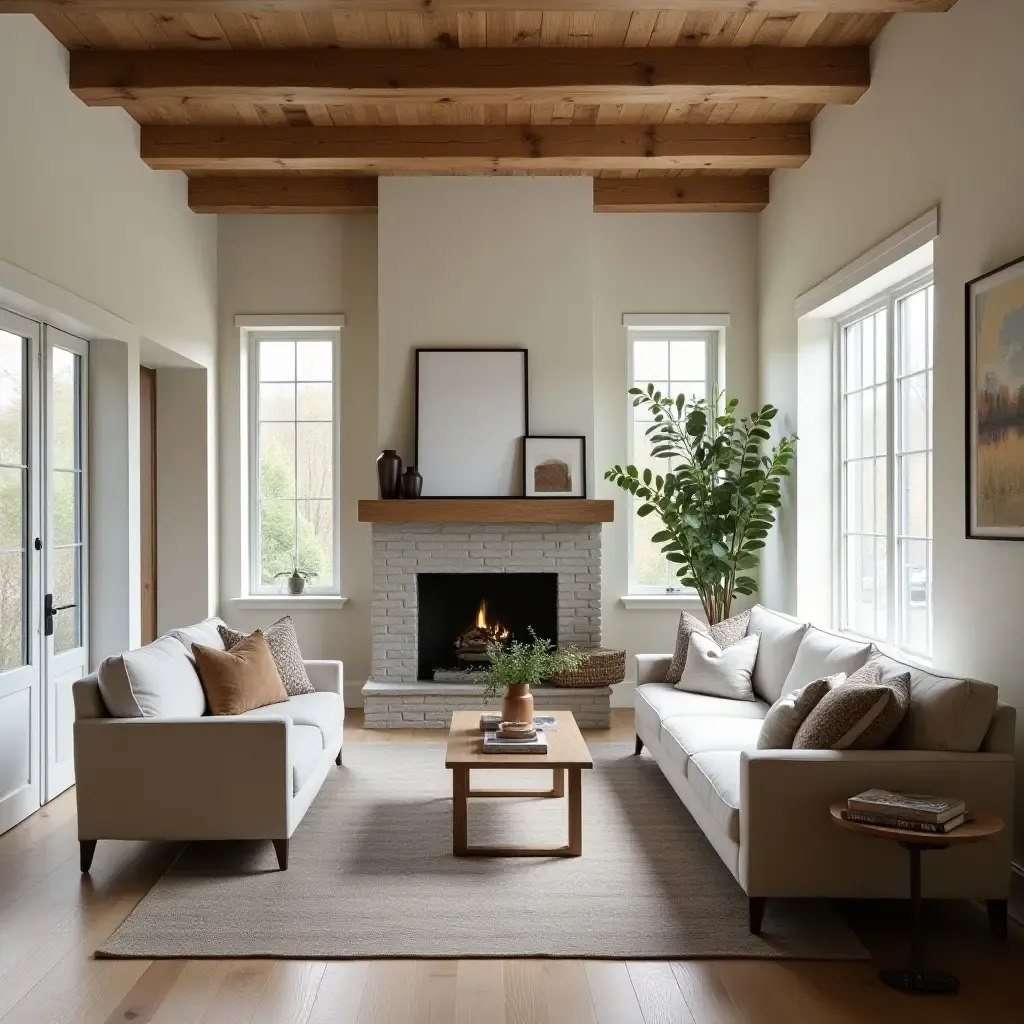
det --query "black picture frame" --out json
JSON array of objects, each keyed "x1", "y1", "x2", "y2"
[
  {"x1": 414, "y1": 348, "x2": 529, "y2": 498},
  {"x1": 522, "y1": 435, "x2": 587, "y2": 499},
  {"x1": 965, "y1": 253, "x2": 1024, "y2": 540}
]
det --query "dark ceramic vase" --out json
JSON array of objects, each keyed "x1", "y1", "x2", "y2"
[
  {"x1": 400, "y1": 466, "x2": 423, "y2": 499},
  {"x1": 376, "y1": 450, "x2": 402, "y2": 499}
]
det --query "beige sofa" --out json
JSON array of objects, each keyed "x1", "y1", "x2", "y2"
[
  {"x1": 73, "y1": 617, "x2": 344, "y2": 872},
  {"x1": 635, "y1": 605, "x2": 1015, "y2": 935}
]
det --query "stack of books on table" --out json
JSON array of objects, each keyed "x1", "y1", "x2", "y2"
[
  {"x1": 841, "y1": 789, "x2": 967, "y2": 834},
  {"x1": 479, "y1": 714, "x2": 558, "y2": 732},
  {"x1": 482, "y1": 730, "x2": 548, "y2": 754}
]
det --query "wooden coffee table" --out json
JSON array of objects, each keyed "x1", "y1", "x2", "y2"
[{"x1": 445, "y1": 709, "x2": 594, "y2": 857}]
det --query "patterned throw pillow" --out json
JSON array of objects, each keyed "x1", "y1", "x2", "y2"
[
  {"x1": 792, "y1": 663, "x2": 911, "y2": 750},
  {"x1": 666, "y1": 609, "x2": 750, "y2": 685},
  {"x1": 756, "y1": 674, "x2": 838, "y2": 750},
  {"x1": 218, "y1": 615, "x2": 314, "y2": 697}
]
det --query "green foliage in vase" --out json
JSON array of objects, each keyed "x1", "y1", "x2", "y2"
[
  {"x1": 481, "y1": 628, "x2": 585, "y2": 699},
  {"x1": 606, "y1": 387, "x2": 797, "y2": 624}
]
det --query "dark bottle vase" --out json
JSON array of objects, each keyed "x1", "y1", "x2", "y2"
[
  {"x1": 376, "y1": 449, "x2": 402, "y2": 499},
  {"x1": 400, "y1": 466, "x2": 423, "y2": 500}
]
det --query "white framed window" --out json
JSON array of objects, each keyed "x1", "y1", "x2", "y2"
[
  {"x1": 836, "y1": 272, "x2": 933, "y2": 656},
  {"x1": 247, "y1": 330, "x2": 341, "y2": 597},
  {"x1": 625, "y1": 317, "x2": 722, "y2": 597}
]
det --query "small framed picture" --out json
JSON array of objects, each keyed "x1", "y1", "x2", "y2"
[{"x1": 523, "y1": 435, "x2": 587, "y2": 498}]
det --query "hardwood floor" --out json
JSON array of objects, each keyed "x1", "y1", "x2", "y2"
[{"x1": 1, "y1": 708, "x2": 1021, "y2": 1023}]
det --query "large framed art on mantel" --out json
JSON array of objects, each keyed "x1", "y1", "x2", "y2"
[
  {"x1": 415, "y1": 348, "x2": 529, "y2": 498},
  {"x1": 967, "y1": 254, "x2": 1024, "y2": 539}
]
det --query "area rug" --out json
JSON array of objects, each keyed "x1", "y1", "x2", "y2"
[{"x1": 97, "y1": 743, "x2": 868, "y2": 960}]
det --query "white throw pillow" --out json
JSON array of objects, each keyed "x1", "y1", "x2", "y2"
[
  {"x1": 97, "y1": 635, "x2": 206, "y2": 718},
  {"x1": 675, "y1": 632, "x2": 760, "y2": 701},
  {"x1": 166, "y1": 616, "x2": 228, "y2": 664},
  {"x1": 779, "y1": 626, "x2": 871, "y2": 698}
]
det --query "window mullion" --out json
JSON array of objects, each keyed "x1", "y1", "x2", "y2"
[{"x1": 886, "y1": 295, "x2": 898, "y2": 647}]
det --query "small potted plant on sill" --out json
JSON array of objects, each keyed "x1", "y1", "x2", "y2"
[
  {"x1": 482, "y1": 628, "x2": 585, "y2": 724},
  {"x1": 275, "y1": 567, "x2": 318, "y2": 596}
]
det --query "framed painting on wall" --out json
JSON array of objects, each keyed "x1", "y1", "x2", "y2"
[
  {"x1": 523, "y1": 435, "x2": 587, "y2": 498},
  {"x1": 415, "y1": 348, "x2": 528, "y2": 497},
  {"x1": 966, "y1": 254, "x2": 1024, "y2": 539}
]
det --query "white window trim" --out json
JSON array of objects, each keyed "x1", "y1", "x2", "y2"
[
  {"x1": 623, "y1": 315, "x2": 727, "y2": 603},
  {"x1": 241, "y1": 320, "x2": 344, "y2": 600},
  {"x1": 833, "y1": 268, "x2": 933, "y2": 657}
]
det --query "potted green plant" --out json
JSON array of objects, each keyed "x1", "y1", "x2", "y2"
[
  {"x1": 482, "y1": 628, "x2": 585, "y2": 723},
  {"x1": 274, "y1": 567, "x2": 318, "y2": 596},
  {"x1": 606, "y1": 388, "x2": 797, "y2": 624}
]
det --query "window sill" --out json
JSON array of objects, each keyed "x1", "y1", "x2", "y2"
[
  {"x1": 621, "y1": 594, "x2": 701, "y2": 611},
  {"x1": 232, "y1": 596, "x2": 348, "y2": 611}
]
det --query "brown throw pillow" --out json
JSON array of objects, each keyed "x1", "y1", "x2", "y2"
[
  {"x1": 193, "y1": 631, "x2": 289, "y2": 716},
  {"x1": 218, "y1": 615, "x2": 314, "y2": 697},
  {"x1": 666, "y1": 609, "x2": 750, "y2": 685},
  {"x1": 792, "y1": 663, "x2": 911, "y2": 750},
  {"x1": 757, "y1": 674, "x2": 838, "y2": 750}
]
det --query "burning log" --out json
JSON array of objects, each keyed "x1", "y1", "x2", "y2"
[{"x1": 455, "y1": 600, "x2": 510, "y2": 664}]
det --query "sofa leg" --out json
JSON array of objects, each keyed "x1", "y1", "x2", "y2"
[
  {"x1": 748, "y1": 897, "x2": 766, "y2": 935},
  {"x1": 335, "y1": 750, "x2": 343, "y2": 766},
  {"x1": 80, "y1": 840, "x2": 97, "y2": 873},
  {"x1": 634, "y1": 734, "x2": 644, "y2": 756},
  {"x1": 987, "y1": 899, "x2": 1008, "y2": 940},
  {"x1": 273, "y1": 838, "x2": 289, "y2": 871}
]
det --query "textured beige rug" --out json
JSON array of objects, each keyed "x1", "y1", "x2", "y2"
[{"x1": 98, "y1": 743, "x2": 867, "y2": 960}]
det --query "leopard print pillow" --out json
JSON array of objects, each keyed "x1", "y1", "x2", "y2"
[{"x1": 218, "y1": 615, "x2": 314, "y2": 697}]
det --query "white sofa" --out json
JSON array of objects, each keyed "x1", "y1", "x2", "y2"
[
  {"x1": 635, "y1": 605, "x2": 1015, "y2": 935},
  {"x1": 72, "y1": 617, "x2": 344, "y2": 872}
]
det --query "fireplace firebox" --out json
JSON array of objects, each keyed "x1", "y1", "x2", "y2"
[{"x1": 416, "y1": 573, "x2": 558, "y2": 681}]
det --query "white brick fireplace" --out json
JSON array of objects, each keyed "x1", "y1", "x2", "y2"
[{"x1": 359, "y1": 502, "x2": 614, "y2": 729}]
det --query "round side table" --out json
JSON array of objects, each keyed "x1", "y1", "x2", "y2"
[{"x1": 829, "y1": 802, "x2": 1004, "y2": 996}]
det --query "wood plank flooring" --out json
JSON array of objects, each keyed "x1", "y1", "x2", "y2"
[{"x1": 0, "y1": 708, "x2": 1021, "y2": 1023}]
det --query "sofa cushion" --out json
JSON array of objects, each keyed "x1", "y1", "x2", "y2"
[
  {"x1": 97, "y1": 635, "x2": 206, "y2": 719},
  {"x1": 239, "y1": 691, "x2": 344, "y2": 751},
  {"x1": 686, "y1": 751, "x2": 742, "y2": 844},
  {"x1": 677, "y1": 632, "x2": 759, "y2": 701},
  {"x1": 219, "y1": 616, "x2": 315, "y2": 697},
  {"x1": 165, "y1": 617, "x2": 227, "y2": 663},
  {"x1": 665, "y1": 609, "x2": 750, "y2": 684},
  {"x1": 635, "y1": 684, "x2": 768, "y2": 743},
  {"x1": 793, "y1": 664, "x2": 910, "y2": 750},
  {"x1": 193, "y1": 631, "x2": 289, "y2": 716},
  {"x1": 291, "y1": 725, "x2": 325, "y2": 794},
  {"x1": 757, "y1": 675, "x2": 834, "y2": 750},
  {"x1": 745, "y1": 605, "x2": 809, "y2": 704},
  {"x1": 780, "y1": 626, "x2": 871, "y2": 698},
  {"x1": 870, "y1": 651, "x2": 999, "y2": 752},
  {"x1": 661, "y1": 716, "x2": 763, "y2": 776}
]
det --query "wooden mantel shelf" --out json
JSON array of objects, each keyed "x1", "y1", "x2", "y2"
[{"x1": 358, "y1": 499, "x2": 614, "y2": 525}]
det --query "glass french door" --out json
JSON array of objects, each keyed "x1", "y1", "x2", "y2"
[{"x1": 0, "y1": 312, "x2": 87, "y2": 833}]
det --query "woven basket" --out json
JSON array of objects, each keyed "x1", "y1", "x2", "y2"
[{"x1": 550, "y1": 647, "x2": 626, "y2": 688}]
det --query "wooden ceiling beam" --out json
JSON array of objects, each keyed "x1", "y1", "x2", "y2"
[
  {"x1": 72, "y1": 47, "x2": 869, "y2": 109},
  {"x1": 142, "y1": 124, "x2": 810, "y2": 172},
  {"x1": 185, "y1": 174, "x2": 769, "y2": 214},
  {"x1": 0, "y1": 1, "x2": 959, "y2": 13},
  {"x1": 593, "y1": 176, "x2": 769, "y2": 213},
  {"x1": 188, "y1": 175, "x2": 379, "y2": 214}
]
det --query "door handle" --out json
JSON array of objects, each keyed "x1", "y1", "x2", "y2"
[{"x1": 44, "y1": 593, "x2": 76, "y2": 637}]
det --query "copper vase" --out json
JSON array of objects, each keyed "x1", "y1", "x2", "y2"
[{"x1": 501, "y1": 683, "x2": 534, "y2": 725}]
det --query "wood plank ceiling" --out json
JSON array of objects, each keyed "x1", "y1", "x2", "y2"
[{"x1": 14, "y1": 1, "x2": 957, "y2": 212}]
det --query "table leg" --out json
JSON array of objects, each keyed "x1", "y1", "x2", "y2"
[
  {"x1": 567, "y1": 768, "x2": 582, "y2": 857},
  {"x1": 552, "y1": 768, "x2": 565, "y2": 798},
  {"x1": 878, "y1": 843, "x2": 959, "y2": 995},
  {"x1": 452, "y1": 767, "x2": 468, "y2": 856}
]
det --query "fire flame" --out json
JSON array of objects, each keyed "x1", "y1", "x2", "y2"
[{"x1": 475, "y1": 601, "x2": 510, "y2": 640}]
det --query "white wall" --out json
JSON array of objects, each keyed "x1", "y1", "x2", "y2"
[
  {"x1": 377, "y1": 176, "x2": 596, "y2": 488},
  {"x1": 595, "y1": 214, "x2": 760, "y2": 682},
  {"x1": 758, "y1": 0, "x2": 1024, "y2": 853},
  {"x1": 217, "y1": 214, "x2": 378, "y2": 685},
  {"x1": 0, "y1": 15, "x2": 218, "y2": 663}
]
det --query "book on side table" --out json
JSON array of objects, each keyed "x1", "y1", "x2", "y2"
[
  {"x1": 842, "y1": 789, "x2": 968, "y2": 834},
  {"x1": 482, "y1": 730, "x2": 549, "y2": 754}
]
